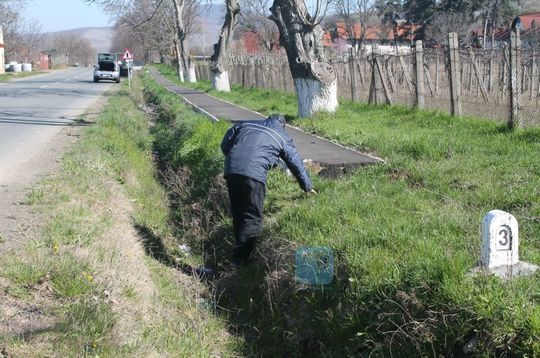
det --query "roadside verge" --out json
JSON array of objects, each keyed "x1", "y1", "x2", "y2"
[{"x1": 0, "y1": 76, "x2": 237, "y2": 356}]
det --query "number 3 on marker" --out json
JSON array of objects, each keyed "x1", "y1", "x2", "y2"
[{"x1": 497, "y1": 225, "x2": 512, "y2": 250}]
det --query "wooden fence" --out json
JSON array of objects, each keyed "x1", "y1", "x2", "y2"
[{"x1": 194, "y1": 32, "x2": 540, "y2": 127}]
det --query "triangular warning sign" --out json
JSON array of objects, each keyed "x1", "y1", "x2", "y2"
[{"x1": 122, "y1": 49, "x2": 133, "y2": 60}]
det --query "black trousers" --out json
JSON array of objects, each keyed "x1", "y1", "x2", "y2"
[{"x1": 225, "y1": 174, "x2": 266, "y2": 262}]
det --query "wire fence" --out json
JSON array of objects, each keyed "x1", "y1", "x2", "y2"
[{"x1": 194, "y1": 32, "x2": 540, "y2": 127}]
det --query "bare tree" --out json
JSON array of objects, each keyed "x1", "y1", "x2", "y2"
[
  {"x1": 429, "y1": 11, "x2": 473, "y2": 44},
  {"x1": 333, "y1": 0, "x2": 378, "y2": 52},
  {"x1": 114, "y1": 0, "x2": 177, "y2": 68},
  {"x1": 0, "y1": 0, "x2": 30, "y2": 61},
  {"x1": 210, "y1": 0, "x2": 240, "y2": 91},
  {"x1": 237, "y1": 0, "x2": 279, "y2": 52},
  {"x1": 270, "y1": 0, "x2": 338, "y2": 117},
  {"x1": 52, "y1": 32, "x2": 95, "y2": 66},
  {"x1": 171, "y1": 0, "x2": 202, "y2": 82},
  {"x1": 484, "y1": 0, "x2": 512, "y2": 49},
  {"x1": 513, "y1": 0, "x2": 540, "y2": 13},
  {"x1": 18, "y1": 19, "x2": 43, "y2": 63},
  {"x1": 88, "y1": 0, "x2": 201, "y2": 82}
]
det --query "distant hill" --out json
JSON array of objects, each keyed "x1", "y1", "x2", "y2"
[
  {"x1": 77, "y1": 27, "x2": 114, "y2": 52},
  {"x1": 44, "y1": 27, "x2": 113, "y2": 53},
  {"x1": 41, "y1": 4, "x2": 226, "y2": 57}
]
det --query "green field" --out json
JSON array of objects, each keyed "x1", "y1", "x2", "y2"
[{"x1": 149, "y1": 65, "x2": 540, "y2": 356}]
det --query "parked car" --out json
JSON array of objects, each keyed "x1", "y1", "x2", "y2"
[
  {"x1": 119, "y1": 63, "x2": 129, "y2": 77},
  {"x1": 98, "y1": 53, "x2": 118, "y2": 62},
  {"x1": 93, "y1": 60, "x2": 120, "y2": 83}
]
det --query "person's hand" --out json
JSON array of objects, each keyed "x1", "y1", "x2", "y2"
[{"x1": 306, "y1": 189, "x2": 317, "y2": 195}]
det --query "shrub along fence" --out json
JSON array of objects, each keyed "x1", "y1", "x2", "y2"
[{"x1": 195, "y1": 31, "x2": 540, "y2": 127}]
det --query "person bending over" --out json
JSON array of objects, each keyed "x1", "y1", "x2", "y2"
[{"x1": 221, "y1": 113, "x2": 315, "y2": 266}]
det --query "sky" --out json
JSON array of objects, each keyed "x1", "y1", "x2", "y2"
[{"x1": 24, "y1": 0, "x2": 113, "y2": 33}]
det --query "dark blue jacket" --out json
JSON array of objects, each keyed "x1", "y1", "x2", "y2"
[{"x1": 221, "y1": 116, "x2": 313, "y2": 192}]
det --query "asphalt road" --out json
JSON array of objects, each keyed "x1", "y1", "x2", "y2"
[{"x1": 0, "y1": 67, "x2": 115, "y2": 184}]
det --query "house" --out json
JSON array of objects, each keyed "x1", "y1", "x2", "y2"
[
  {"x1": 477, "y1": 12, "x2": 540, "y2": 48},
  {"x1": 237, "y1": 31, "x2": 280, "y2": 54},
  {"x1": 324, "y1": 21, "x2": 421, "y2": 54}
]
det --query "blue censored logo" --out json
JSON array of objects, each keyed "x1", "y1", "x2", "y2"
[{"x1": 295, "y1": 246, "x2": 334, "y2": 285}]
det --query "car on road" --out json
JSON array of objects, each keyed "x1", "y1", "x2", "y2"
[
  {"x1": 93, "y1": 60, "x2": 120, "y2": 83},
  {"x1": 119, "y1": 63, "x2": 129, "y2": 77}
]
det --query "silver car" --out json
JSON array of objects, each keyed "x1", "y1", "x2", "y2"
[{"x1": 93, "y1": 60, "x2": 120, "y2": 83}]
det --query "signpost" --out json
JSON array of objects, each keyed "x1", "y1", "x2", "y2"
[{"x1": 122, "y1": 48, "x2": 134, "y2": 90}]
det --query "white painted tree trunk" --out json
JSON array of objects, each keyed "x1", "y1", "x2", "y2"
[
  {"x1": 186, "y1": 65, "x2": 197, "y2": 83},
  {"x1": 178, "y1": 69, "x2": 185, "y2": 82},
  {"x1": 294, "y1": 77, "x2": 338, "y2": 117},
  {"x1": 212, "y1": 71, "x2": 231, "y2": 92}
]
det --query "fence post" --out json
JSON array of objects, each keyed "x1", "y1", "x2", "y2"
[
  {"x1": 448, "y1": 32, "x2": 462, "y2": 116},
  {"x1": 488, "y1": 52, "x2": 494, "y2": 92},
  {"x1": 375, "y1": 55, "x2": 393, "y2": 105},
  {"x1": 369, "y1": 46, "x2": 392, "y2": 105},
  {"x1": 531, "y1": 50, "x2": 537, "y2": 101},
  {"x1": 349, "y1": 48, "x2": 357, "y2": 102},
  {"x1": 415, "y1": 40, "x2": 425, "y2": 109},
  {"x1": 435, "y1": 52, "x2": 440, "y2": 95},
  {"x1": 509, "y1": 30, "x2": 522, "y2": 129},
  {"x1": 529, "y1": 49, "x2": 536, "y2": 101},
  {"x1": 468, "y1": 48, "x2": 490, "y2": 102},
  {"x1": 369, "y1": 46, "x2": 383, "y2": 105},
  {"x1": 399, "y1": 55, "x2": 414, "y2": 94}
]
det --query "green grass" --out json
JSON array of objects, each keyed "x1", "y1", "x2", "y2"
[
  {"x1": 151, "y1": 64, "x2": 540, "y2": 356},
  {"x1": 142, "y1": 261, "x2": 241, "y2": 356},
  {"x1": 0, "y1": 247, "x2": 50, "y2": 297},
  {"x1": 0, "y1": 70, "x2": 48, "y2": 82},
  {"x1": 0, "y1": 76, "x2": 236, "y2": 356}
]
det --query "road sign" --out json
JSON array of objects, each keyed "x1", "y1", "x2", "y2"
[{"x1": 122, "y1": 48, "x2": 133, "y2": 61}]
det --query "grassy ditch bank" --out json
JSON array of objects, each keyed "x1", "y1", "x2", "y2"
[
  {"x1": 150, "y1": 64, "x2": 540, "y2": 356},
  {"x1": 0, "y1": 77, "x2": 237, "y2": 356}
]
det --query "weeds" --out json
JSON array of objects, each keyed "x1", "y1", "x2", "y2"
[{"x1": 151, "y1": 65, "x2": 540, "y2": 356}]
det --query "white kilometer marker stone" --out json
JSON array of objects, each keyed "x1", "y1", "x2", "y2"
[
  {"x1": 482, "y1": 210, "x2": 519, "y2": 267},
  {"x1": 474, "y1": 210, "x2": 539, "y2": 279}
]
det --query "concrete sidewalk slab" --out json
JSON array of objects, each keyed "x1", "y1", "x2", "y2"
[{"x1": 149, "y1": 68, "x2": 384, "y2": 176}]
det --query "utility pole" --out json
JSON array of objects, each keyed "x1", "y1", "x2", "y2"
[
  {"x1": 0, "y1": 26, "x2": 5, "y2": 74},
  {"x1": 202, "y1": 22, "x2": 206, "y2": 58}
]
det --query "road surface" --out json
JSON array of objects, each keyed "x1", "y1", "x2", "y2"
[
  {"x1": 0, "y1": 67, "x2": 115, "y2": 184},
  {"x1": 0, "y1": 67, "x2": 116, "y2": 249}
]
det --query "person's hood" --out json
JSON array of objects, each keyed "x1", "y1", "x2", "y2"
[{"x1": 268, "y1": 113, "x2": 286, "y2": 128}]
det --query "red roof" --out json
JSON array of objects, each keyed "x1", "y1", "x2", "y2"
[
  {"x1": 483, "y1": 12, "x2": 540, "y2": 40},
  {"x1": 518, "y1": 12, "x2": 540, "y2": 31},
  {"x1": 324, "y1": 22, "x2": 421, "y2": 45}
]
